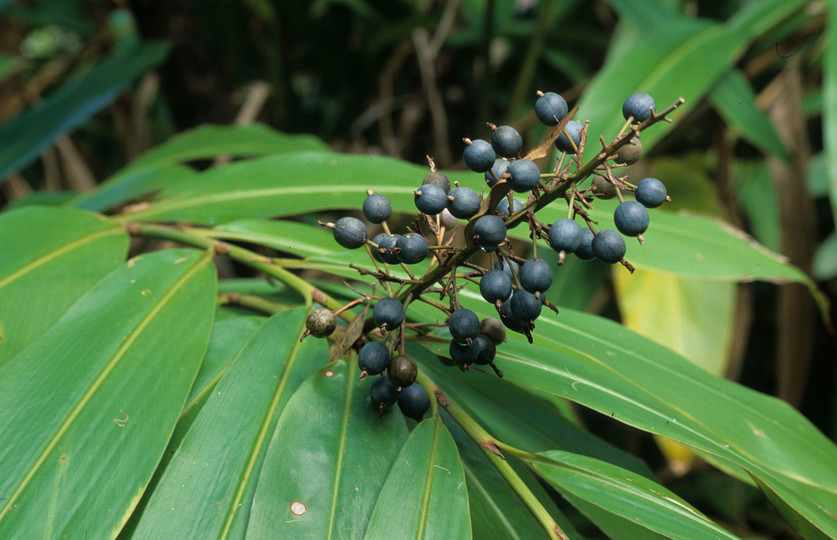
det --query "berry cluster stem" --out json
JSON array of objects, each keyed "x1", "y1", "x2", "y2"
[{"x1": 415, "y1": 368, "x2": 567, "y2": 540}]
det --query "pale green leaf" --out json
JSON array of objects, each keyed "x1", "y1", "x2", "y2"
[
  {"x1": 246, "y1": 359, "x2": 409, "y2": 539},
  {"x1": 130, "y1": 309, "x2": 325, "y2": 539},
  {"x1": 613, "y1": 271, "x2": 736, "y2": 377},
  {"x1": 0, "y1": 206, "x2": 129, "y2": 366},
  {"x1": 527, "y1": 451, "x2": 740, "y2": 539},
  {"x1": 0, "y1": 249, "x2": 217, "y2": 537},
  {"x1": 73, "y1": 124, "x2": 328, "y2": 212},
  {"x1": 364, "y1": 417, "x2": 471, "y2": 540}
]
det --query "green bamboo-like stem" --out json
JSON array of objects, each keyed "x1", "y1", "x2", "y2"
[
  {"x1": 415, "y1": 369, "x2": 566, "y2": 540},
  {"x1": 124, "y1": 222, "x2": 348, "y2": 316},
  {"x1": 218, "y1": 292, "x2": 288, "y2": 315}
]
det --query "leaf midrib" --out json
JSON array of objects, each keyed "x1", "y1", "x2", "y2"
[
  {"x1": 0, "y1": 249, "x2": 212, "y2": 522},
  {"x1": 0, "y1": 225, "x2": 123, "y2": 290}
]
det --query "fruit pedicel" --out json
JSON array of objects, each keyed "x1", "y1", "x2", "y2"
[{"x1": 308, "y1": 91, "x2": 680, "y2": 421}]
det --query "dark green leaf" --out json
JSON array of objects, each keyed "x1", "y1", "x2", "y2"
[
  {"x1": 710, "y1": 70, "x2": 791, "y2": 162},
  {"x1": 0, "y1": 42, "x2": 169, "y2": 180},
  {"x1": 441, "y1": 409, "x2": 578, "y2": 540}
]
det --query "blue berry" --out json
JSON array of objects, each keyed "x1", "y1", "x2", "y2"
[
  {"x1": 370, "y1": 376, "x2": 398, "y2": 412},
  {"x1": 480, "y1": 269, "x2": 513, "y2": 303},
  {"x1": 370, "y1": 233, "x2": 387, "y2": 262},
  {"x1": 377, "y1": 234, "x2": 401, "y2": 264},
  {"x1": 497, "y1": 197, "x2": 524, "y2": 228},
  {"x1": 473, "y1": 334, "x2": 496, "y2": 365},
  {"x1": 635, "y1": 177, "x2": 667, "y2": 208},
  {"x1": 333, "y1": 217, "x2": 368, "y2": 249},
  {"x1": 396, "y1": 232, "x2": 429, "y2": 264},
  {"x1": 485, "y1": 158, "x2": 509, "y2": 187},
  {"x1": 494, "y1": 258, "x2": 519, "y2": 277},
  {"x1": 448, "y1": 186, "x2": 481, "y2": 219},
  {"x1": 510, "y1": 289, "x2": 542, "y2": 322},
  {"x1": 505, "y1": 159, "x2": 541, "y2": 192},
  {"x1": 398, "y1": 383, "x2": 430, "y2": 420},
  {"x1": 622, "y1": 92, "x2": 656, "y2": 122},
  {"x1": 414, "y1": 184, "x2": 448, "y2": 215},
  {"x1": 500, "y1": 307, "x2": 528, "y2": 333},
  {"x1": 591, "y1": 229, "x2": 626, "y2": 264},
  {"x1": 535, "y1": 92, "x2": 568, "y2": 125},
  {"x1": 575, "y1": 228, "x2": 595, "y2": 260},
  {"x1": 473, "y1": 215, "x2": 507, "y2": 250},
  {"x1": 464, "y1": 139, "x2": 496, "y2": 173},
  {"x1": 613, "y1": 201, "x2": 649, "y2": 237},
  {"x1": 491, "y1": 125, "x2": 523, "y2": 158},
  {"x1": 363, "y1": 194, "x2": 392, "y2": 224},
  {"x1": 448, "y1": 309, "x2": 481, "y2": 344},
  {"x1": 358, "y1": 341, "x2": 390, "y2": 377},
  {"x1": 422, "y1": 171, "x2": 451, "y2": 194},
  {"x1": 555, "y1": 120, "x2": 583, "y2": 154},
  {"x1": 373, "y1": 297, "x2": 405, "y2": 330},
  {"x1": 548, "y1": 218, "x2": 582, "y2": 253},
  {"x1": 519, "y1": 259, "x2": 552, "y2": 293},
  {"x1": 449, "y1": 339, "x2": 479, "y2": 367}
]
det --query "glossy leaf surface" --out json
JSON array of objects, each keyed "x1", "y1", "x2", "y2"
[
  {"x1": 528, "y1": 451, "x2": 739, "y2": 539},
  {"x1": 449, "y1": 292, "x2": 837, "y2": 538},
  {"x1": 73, "y1": 124, "x2": 328, "y2": 212},
  {"x1": 364, "y1": 417, "x2": 471, "y2": 540},
  {"x1": 247, "y1": 360, "x2": 409, "y2": 539},
  {"x1": 131, "y1": 308, "x2": 325, "y2": 538},
  {"x1": 0, "y1": 248, "x2": 217, "y2": 537},
  {"x1": 0, "y1": 206, "x2": 128, "y2": 365}
]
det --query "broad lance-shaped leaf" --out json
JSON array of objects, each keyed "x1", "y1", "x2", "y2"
[
  {"x1": 363, "y1": 417, "x2": 471, "y2": 540},
  {"x1": 119, "y1": 316, "x2": 267, "y2": 537},
  {"x1": 449, "y1": 293, "x2": 837, "y2": 538},
  {"x1": 130, "y1": 308, "x2": 325, "y2": 539},
  {"x1": 440, "y1": 409, "x2": 581, "y2": 540},
  {"x1": 73, "y1": 124, "x2": 328, "y2": 213},
  {"x1": 585, "y1": 0, "x2": 808, "y2": 152},
  {"x1": 0, "y1": 248, "x2": 216, "y2": 537},
  {"x1": 0, "y1": 206, "x2": 129, "y2": 366},
  {"x1": 0, "y1": 41, "x2": 169, "y2": 181},
  {"x1": 710, "y1": 69, "x2": 791, "y2": 163},
  {"x1": 417, "y1": 347, "x2": 653, "y2": 478},
  {"x1": 246, "y1": 359, "x2": 409, "y2": 539},
  {"x1": 116, "y1": 151, "x2": 471, "y2": 225},
  {"x1": 524, "y1": 200, "x2": 827, "y2": 316},
  {"x1": 526, "y1": 451, "x2": 739, "y2": 539}
]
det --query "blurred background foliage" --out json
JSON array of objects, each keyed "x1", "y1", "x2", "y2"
[{"x1": 0, "y1": 0, "x2": 835, "y2": 537}]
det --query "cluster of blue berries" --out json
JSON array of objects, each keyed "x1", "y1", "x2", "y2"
[{"x1": 308, "y1": 90, "x2": 680, "y2": 421}]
